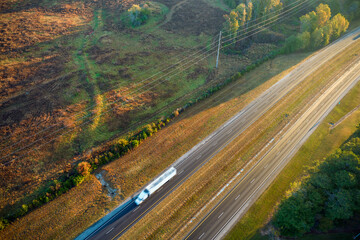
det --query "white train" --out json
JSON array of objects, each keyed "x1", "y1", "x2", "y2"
[{"x1": 135, "y1": 167, "x2": 177, "y2": 205}]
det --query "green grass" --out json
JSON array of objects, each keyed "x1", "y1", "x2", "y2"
[{"x1": 225, "y1": 79, "x2": 360, "y2": 239}]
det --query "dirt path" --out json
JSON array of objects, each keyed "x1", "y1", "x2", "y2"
[
  {"x1": 158, "y1": 0, "x2": 190, "y2": 27},
  {"x1": 75, "y1": 9, "x2": 105, "y2": 131},
  {"x1": 330, "y1": 104, "x2": 360, "y2": 129}
]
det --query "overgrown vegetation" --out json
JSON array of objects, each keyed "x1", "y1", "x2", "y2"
[{"x1": 273, "y1": 125, "x2": 360, "y2": 237}]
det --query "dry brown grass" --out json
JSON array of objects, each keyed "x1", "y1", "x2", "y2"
[
  {"x1": 0, "y1": 55, "x2": 59, "y2": 102},
  {"x1": 0, "y1": 175, "x2": 113, "y2": 240},
  {"x1": 0, "y1": 4, "x2": 91, "y2": 52},
  {"x1": 0, "y1": 86, "x2": 160, "y2": 217}
]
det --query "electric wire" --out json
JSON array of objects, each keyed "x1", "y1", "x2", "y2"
[{"x1": 0, "y1": 0, "x2": 313, "y2": 163}]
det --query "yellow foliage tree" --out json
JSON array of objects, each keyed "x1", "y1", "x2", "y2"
[{"x1": 77, "y1": 161, "x2": 91, "y2": 176}]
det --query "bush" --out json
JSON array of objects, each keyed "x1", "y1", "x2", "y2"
[
  {"x1": 130, "y1": 139, "x2": 140, "y2": 148},
  {"x1": 0, "y1": 218, "x2": 8, "y2": 231},
  {"x1": 128, "y1": 4, "x2": 150, "y2": 27},
  {"x1": 72, "y1": 175, "x2": 85, "y2": 186}
]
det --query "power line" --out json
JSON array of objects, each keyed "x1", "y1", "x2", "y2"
[
  {"x1": 0, "y1": 0, "x2": 312, "y2": 162},
  {"x1": 0, "y1": 0, "x2": 313, "y2": 163},
  {"x1": 220, "y1": 0, "x2": 311, "y2": 41},
  {"x1": 220, "y1": 0, "x2": 313, "y2": 37},
  {"x1": 1, "y1": 49, "x2": 218, "y2": 165},
  {"x1": 2, "y1": 0, "x2": 309, "y2": 146},
  {"x1": 0, "y1": 0, "x2": 308, "y2": 147}
]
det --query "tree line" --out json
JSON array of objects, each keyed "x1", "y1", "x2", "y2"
[
  {"x1": 283, "y1": 3, "x2": 349, "y2": 53},
  {"x1": 274, "y1": 124, "x2": 360, "y2": 237},
  {"x1": 224, "y1": 0, "x2": 283, "y2": 38},
  {"x1": 223, "y1": 1, "x2": 357, "y2": 53}
]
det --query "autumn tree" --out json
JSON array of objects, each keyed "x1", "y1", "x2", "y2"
[
  {"x1": 246, "y1": 1, "x2": 253, "y2": 22},
  {"x1": 316, "y1": 3, "x2": 331, "y2": 27},
  {"x1": 235, "y1": 3, "x2": 247, "y2": 27},
  {"x1": 322, "y1": 23, "x2": 333, "y2": 45},
  {"x1": 224, "y1": 0, "x2": 255, "y2": 40},
  {"x1": 224, "y1": 10, "x2": 239, "y2": 38},
  {"x1": 286, "y1": 4, "x2": 349, "y2": 52},
  {"x1": 331, "y1": 13, "x2": 349, "y2": 39},
  {"x1": 77, "y1": 161, "x2": 91, "y2": 176}
]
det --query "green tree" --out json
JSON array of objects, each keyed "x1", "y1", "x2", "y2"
[
  {"x1": 300, "y1": 11, "x2": 317, "y2": 32},
  {"x1": 309, "y1": 172, "x2": 332, "y2": 190},
  {"x1": 130, "y1": 139, "x2": 140, "y2": 148},
  {"x1": 273, "y1": 191, "x2": 317, "y2": 237},
  {"x1": 311, "y1": 27, "x2": 324, "y2": 48},
  {"x1": 0, "y1": 218, "x2": 8, "y2": 230},
  {"x1": 319, "y1": 150, "x2": 359, "y2": 175},
  {"x1": 353, "y1": 189, "x2": 360, "y2": 211},
  {"x1": 323, "y1": 23, "x2": 333, "y2": 45},
  {"x1": 72, "y1": 175, "x2": 85, "y2": 186},
  {"x1": 326, "y1": 189, "x2": 354, "y2": 220},
  {"x1": 253, "y1": 0, "x2": 282, "y2": 20},
  {"x1": 235, "y1": 3, "x2": 247, "y2": 27},
  {"x1": 224, "y1": 10, "x2": 240, "y2": 39},
  {"x1": 342, "y1": 137, "x2": 360, "y2": 155},
  {"x1": 298, "y1": 31, "x2": 311, "y2": 50},
  {"x1": 283, "y1": 34, "x2": 302, "y2": 53},
  {"x1": 224, "y1": 0, "x2": 237, "y2": 8},
  {"x1": 333, "y1": 170, "x2": 357, "y2": 188}
]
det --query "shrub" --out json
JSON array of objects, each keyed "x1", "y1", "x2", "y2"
[
  {"x1": 130, "y1": 139, "x2": 140, "y2": 148},
  {"x1": 0, "y1": 218, "x2": 8, "y2": 230},
  {"x1": 72, "y1": 175, "x2": 85, "y2": 186},
  {"x1": 128, "y1": 4, "x2": 150, "y2": 27}
]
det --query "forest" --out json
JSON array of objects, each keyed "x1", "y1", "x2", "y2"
[{"x1": 274, "y1": 124, "x2": 360, "y2": 237}]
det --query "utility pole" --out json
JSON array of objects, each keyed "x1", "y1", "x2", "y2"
[{"x1": 216, "y1": 31, "x2": 222, "y2": 69}]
